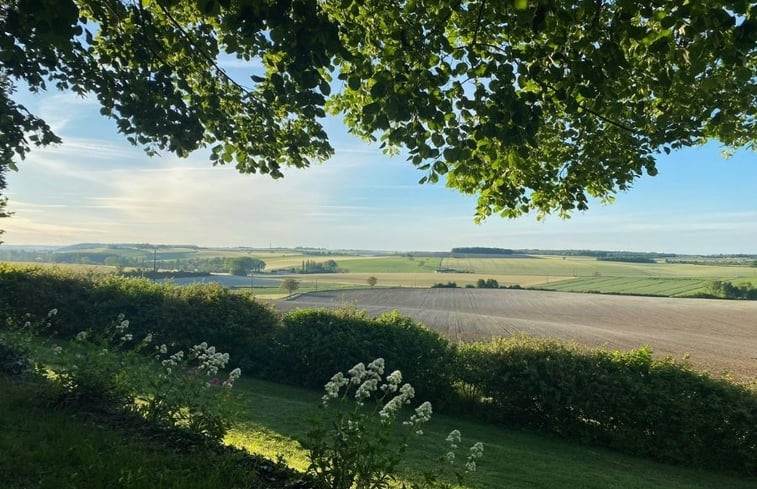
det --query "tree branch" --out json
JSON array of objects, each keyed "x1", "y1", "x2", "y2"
[{"x1": 155, "y1": 3, "x2": 253, "y2": 94}]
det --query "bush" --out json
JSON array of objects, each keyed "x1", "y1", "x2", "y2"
[
  {"x1": 456, "y1": 336, "x2": 757, "y2": 473},
  {"x1": 475, "y1": 279, "x2": 499, "y2": 289},
  {"x1": 0, "y1": 265, "x2": 279, "y2": 369},
  {"x1": 267, "y1": 309, "x2": 455, "y2": 403},
  {"x1": 431, "y1": 282, "x2": 457, "y2": 288}
]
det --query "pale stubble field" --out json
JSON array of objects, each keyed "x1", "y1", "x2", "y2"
[{"x1": 277, "y1": 288, "x2": 757, "y2": 381}]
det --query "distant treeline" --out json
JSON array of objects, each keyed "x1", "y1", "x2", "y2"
[
  {"x1": 596, "y1": 255, "x2": 656, "y2": 264},
  {"x1": 450, "y1": 247, "x2": 513, "y2": 255}
]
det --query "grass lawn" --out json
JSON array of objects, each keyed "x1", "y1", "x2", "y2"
[
  {"x1": 228, "y1": 378, "x2": 757, "y2": 489},
  {"x1": 0, "y1": 376, "x2": 298, "y2": 489},
  {"x1": 2, "y1": 375, "x2": 755, "y2": 489}
]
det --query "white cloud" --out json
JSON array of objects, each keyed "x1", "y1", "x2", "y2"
[{"x1": 36, "y1": 92, "x2": 99, "y2": 134}]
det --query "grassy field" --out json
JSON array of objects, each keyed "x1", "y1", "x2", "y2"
[
  {"x1": 229, "y1": 377, "x2": 756, "y2": 489},
  {"x1": 539, "y1": 276, "x2": 711, "y2": 296},
  {"x1": 0, "y1": 377, "x2": 290, "y2": 489},
  {"x1": 3, "y1": 374, "x2": 754, "y2": 489}
]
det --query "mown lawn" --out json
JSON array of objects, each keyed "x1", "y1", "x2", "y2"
[{"x1": 228, "y1": 378, "x2": 757, "y2": 489}]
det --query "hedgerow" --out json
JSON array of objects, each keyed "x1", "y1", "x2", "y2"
[
  {"x1": 456, "y1": 337, "x2": 756, "y2": 473},
  {"x1": 0, "y1": 265, "x2": 278, "y2": 369}
]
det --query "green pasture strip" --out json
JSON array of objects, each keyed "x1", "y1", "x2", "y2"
[
  {"x1": 537, "y1": 277, "x2": 710, "y2": 297},
  {"x1": 229, "y1": 378, "x2": 756, "y2": 489},
  {"x1": 0, "y1": 377, "x2": 292, "y2": 489},
  {"x1": 336, "y1": 256, "x2": 443, "y2": 273}
]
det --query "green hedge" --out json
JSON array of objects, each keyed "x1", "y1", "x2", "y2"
[
  {"x1": 267, "y1": 308, "x2": 455, "y2": 403},
  {"x1": 456, "y1": 337, "x2": 756, "y2": 473},
  {"x1": 0, "y1": 265, "x2": 278, "y2": 369}
]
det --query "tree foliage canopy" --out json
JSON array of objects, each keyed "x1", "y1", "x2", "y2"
[
  {"x1": 1, "y1": 0, "x2": 755, "y2": 221},
  {"x1": 226, "y1": 256, "x2": 266, "y2": 275}
]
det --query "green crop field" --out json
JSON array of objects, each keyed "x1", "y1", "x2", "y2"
[
  {"x1": 335, "y1": 256, "x2": 443, "y2": 273},
  {"x1": 539, "y1": 276, "x2": 711, "y2": 297}
]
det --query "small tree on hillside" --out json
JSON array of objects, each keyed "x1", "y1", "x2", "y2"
[
  {"x1": 366, "y1": 276, "x2": 378, "y2": 287},
  {"x1": 280, "y1": 278, "x2": 300, "y2": 296}
]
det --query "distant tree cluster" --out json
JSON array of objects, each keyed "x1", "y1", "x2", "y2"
[
  {"x1": 476, "y1": 279, "x2": 500, "y2": 289},
  {"x1": 300, "y1": 259, "x2": 340, "y2": 273},
  {"x1": 226, "y1": 257, "x2": 266, "y2": 276},
  {"x1": 705, "y1": 281, "x2": 757, "y2": 300},
  {"x1": 451, "y1": 247, "x2": 514, "y2": 255},
  {"x1": 431, "y1": 282, "x2": 458, "y2": 288}
]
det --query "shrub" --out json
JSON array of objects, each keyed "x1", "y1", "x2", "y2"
[
  {"x1": 456, "y1": 336, "x2": 757, "y2": 473},
  {"x1": 431, "y1": 282, "x2": 457, "y2": 288},
  {"x1": 0, "y1": 265, "x2": 279, "y2": 369},
  {"x1": 268, "y1": 309, "x2": 455, "y2": 403}
]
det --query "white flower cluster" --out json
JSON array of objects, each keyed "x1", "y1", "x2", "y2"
[
  {"x1": 115, "y1": 318, "x2": 129, "y2": 333},
  {"x1": 322, "y1": 372, "x2": 349, "y2": 404},
  {"x1": 222, "y1": 367, "x2": 242, "y2": 388},
  {"x1": 190, "y1": 342, "x2": 230, "y2": 375},
  {"x1": 465, "y1": 442, "x2": 485, "y2": 472},
  {"x1": 443, "y1": 430, "x2": 484, "y2": 471},
  {"x1": 161, "y1": 350, "x2": 184, "y2": 374},
  {"x1": 408, "y1": 401, "x2": 432, "y2": 434},
  {"x1": 379, "y1": 382, "x2": 415, "y2": 424},
  {"x1": 47, "y1": 308, "x2": 58, "y2": 318},
  {"x1": 143, "y1": 333, "x2": 153, "y2": 344},
  {"x1": 445, "y1": 429, "x2": 461, "y2": 449},
  {"x1": 120, "y1": 333, "x2": 133, "y2": 342},
  {"x1": 75, "y1": 331, "x2": 88, "y2": 341},
  {"x1": 320, "y1": 358, "x2": 433, "y2": 434},
  {"x1": 341, "y1": 358, "x2": 386, "y2": 406}
]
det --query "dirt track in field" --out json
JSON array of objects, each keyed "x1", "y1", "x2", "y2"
[{"x1": 276, "y1": 288, "x2": 757, "y2": 380}]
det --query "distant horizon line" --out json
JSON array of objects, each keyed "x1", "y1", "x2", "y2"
[{"x1": 2, "y1": 242, "x2": 756, "y2": 258}]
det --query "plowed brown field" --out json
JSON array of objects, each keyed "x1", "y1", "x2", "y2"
[{"x1": 276, "y1": 288, "x2": 757, "y2": 380}]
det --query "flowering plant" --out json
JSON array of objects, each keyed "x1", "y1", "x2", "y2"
[
  {"x1": 1, "y1": 309, "x2": 241, "y2": 442},
  {"x1": 137, "y1": 340, "x2": 242, "y2": 441},
  {"x1": 406, "y1": 430, "x2": 484, "y2": 489},
  {"x1": 306, "y1": 358, "x2": 483, "y2": 489}
]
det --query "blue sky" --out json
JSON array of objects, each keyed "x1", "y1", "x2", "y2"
[{"x1": 3, "y1": 84, "x2": 756, "y2": 254}]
